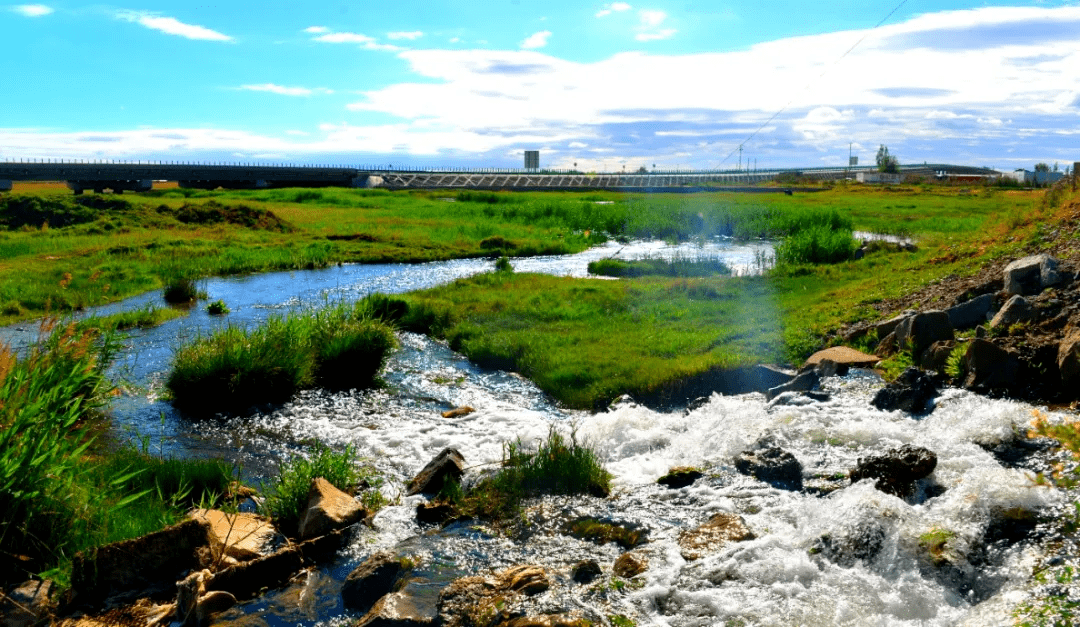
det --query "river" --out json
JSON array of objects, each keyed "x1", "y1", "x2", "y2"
[{"x1": 3, "y1": 237, "x2": 1072, "y2": 625}]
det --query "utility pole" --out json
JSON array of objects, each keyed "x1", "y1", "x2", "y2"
[{"x1": 738, "y1": 145, "x2": 743, "y2": 171}]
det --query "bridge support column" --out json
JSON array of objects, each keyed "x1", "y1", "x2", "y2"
[
  {"x1": 351, "y1": 175, "x2": 383, "y2": 188},
  {"x1": 0, "y1": 180, "x2": 12, "y2": 192}
]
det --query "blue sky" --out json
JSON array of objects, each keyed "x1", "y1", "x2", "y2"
[{"x1": 2, "y1": 1, "x2": 1078, "y2": 170}]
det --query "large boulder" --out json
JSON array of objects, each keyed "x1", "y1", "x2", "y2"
[
  {"x1": 189, "y1": 509, "x2": 285, "y2": 563},
  {"x1": 764, "y1": 370, "x2": 819, "y2": 401},
  {"x1": 894, "y1": 311, "x2": 954, "y2": 360},
  {"x1": 406, "y1": 448, "x2": 465, "y2": 496},
  {"x1": 734, "y1": 442, "x2": 803, "y2": 491},
  {"x1": 989, "y1": 295, "x2": 1034, "y2": 330},
  {"x1": 437, "y1": 565, "x2": 550, "y2": 626},
  {"x1": 963, "y1": 339, "x2": 1020, "y2": 394},
  {"x1": 342, "y1": 551, "x2": 408, "y2": 614},
  {"x1": 946, "y1": 293, "x2": 995, "y2": 330},
  {"x1": 1004, "y1": 254, "x2": 1061, "y2": 296},
  {"x1": 871, "y1": 367, "x2": 939, "y2": 415},
  {"x1": 849, "y1": 444, "x2": 937, "y2": 497},
  {"x1": 297, "y1": 477, "x2": 367, "y2": 540},
  {"x1": 1058, "y1": 328, "x2": 1080, "y2": 387},
  {"x1": 678, "y1": 513, "x2": 755, "y2": 560}
]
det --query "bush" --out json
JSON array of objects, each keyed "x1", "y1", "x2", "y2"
[
  {"x1": 166, "y1": 303, "x2": 397, "y2": 414},
  {"x1": 774, "y1": 225, "x2": 858, "y2": 265},
  {"x1": 206, "y1": 299, "x2": 230, "y2": 315},
  {"x1": 494, "y1": 256, "x2": 514, "y2": 272}
]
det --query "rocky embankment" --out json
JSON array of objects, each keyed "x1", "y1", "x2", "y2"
[{"x1": 842, "y1": 251, "x2": 1080, "y2": 405}]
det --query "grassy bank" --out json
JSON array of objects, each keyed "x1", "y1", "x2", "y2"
[{"x1": 166, "y1": 301, "x2": 397, "y2": 414}]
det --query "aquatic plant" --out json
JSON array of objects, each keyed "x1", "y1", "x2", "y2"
[
  {"x1": 166, "y1": 302, "x2": 397, "y2": 414},
  {"x1": 205, "y1": 299, "x2": 230, "y2": 315},
  {"x1": 587, "y1": 256, "x2": 731, "y2": 278}
]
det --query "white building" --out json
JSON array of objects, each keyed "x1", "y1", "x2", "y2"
[
  {"x1": 856, "y1": 171, "x2": 903, "y2": 184},
  {"x1": 1002, "y1": 169, "x2": 1065, "y2": 185}
]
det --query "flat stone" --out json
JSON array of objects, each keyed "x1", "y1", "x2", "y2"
[
  {"x1": 679, "y1": 513, "x2": 755, "y2": 560},
  {"x1": 946, "y1": 293, "x2": 995, "y2": 330},
  {"x1": 297, "y1": 477, "x2": 367, "y2": 540},
  {"x1": 189, "y1": 509, "x2": 284, "y2": 562},
  {"x1": 990, "y1": 294, "x2": 1034, "y2": 330},
  {"x1": 803, "y1": 346, "x2": 880, "y2": 369}
]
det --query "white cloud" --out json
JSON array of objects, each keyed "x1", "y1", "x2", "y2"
[
  {"x1": 520, "y1": 30, "x2": 552, "y2": 50},
  {"x1": 638, "y1": 9, "x2": 666, "y2": 27},
  {"x1": 12, "y1": 4, "x2": 52, "y2": 17},
  {"x1": 634, "y1": 8, "x2": 676, "y2": 41},
  {"x1": 116, "y1": 11, "x2": 233, "y2": 41},
  {"x1": 312, "y1": 31, "x2": 400, "y2": 50},
  {"x1": 596, "y1": 2, "x2": 632, "y2": 18},
  {"x1": 635, "y1": 29, "x2": 676, "y2": 41},
  {"x1": 238, "y1": 84, "x2": 333, "y2": 97},
  {"x1": 303, "y1": 26, "x2": 328, "y2": 34},
  {"x1": 387, "y1": 30, "x2": 424, "y2": 40}
]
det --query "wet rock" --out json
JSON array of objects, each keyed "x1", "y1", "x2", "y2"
[
  {"x1": 810, "y1": 521, "x2": 887, "y2": 568},
  {"x1": 612, "y1": 552, "x2": 648, "y2": 578},
  {"x1": 678, "y1": 513, "x2": 755, "y2": 560},
  {"x1": 657, "y1": 466, "x2": 704, "y2": 489},
  {"x1": 683, "y1": 395, "x2": 711, "y2": 415},
  {"x1": 1, "y1": 580, "x2": 54, "y2": 627},
  {"x1": 201, "y1": 545, "x2": 304, "y2": 601},
  {"x1": 406, "y1": 448, "x2": 466, "y2": 496},
  {"x1": 989, "y1": 295, "x2": 1034, "y2": 330},
  {"x1": 734, "y1": 442, "x2": 803, "y2": 491},
  {"x1": 298, "y1": 477, "x2": 368, "y2": 540},
  {"x1": 416, "y1": 501, "x2": 457, "y2": 526},
  {"x1": 1004, "y1": 254, "x2": 1060, "y2": 296},
  {"x1": 571, "y1": 560, "x2": 602, "y2": 584},
  {"x1": 849, "y1": 444, "x2": 937, "y2": 497},
  {"x1": 189, "y1": 508, "x2": 285, "y2": 563},
  {"x1": 69, "y1": 518, "x2": 209, "y2": 608},
  {"x1": 437, "y1": 565, "x2": 551, "y2": 627},
  {"x1": 803, "y1": 346, "x2": 879, "y2": 369},
  {"x1": 871, "y1": 367, "x2": 939, "y2": 415},
  {"x1": 342, "y1": 551, "x2": 407, "y2": 614},
  {"x1": 811, "y1": 358, "x2": 850, "y2": 378},
  {"x1": 946, "y1": 293, "x2": 995, "y2": 330},
  {"x1": 563, "y1": 517, "x2": 648, "y2": 549},
  {"x1": 894, "y1": 311, "x2": 954, "y2": 360},
  {"x1": 607, "y1": 394, "x2": 637, "y2": 410},
  {"x1": 963, "y1": 339, "x2": 1020, "y2": 394},
  {"x1": 356, "y1": 590, "x2": 437, "y2": 627},
  {"x1": 764, "y1": 370, "x2": 819, "y2": 401},
  {"x1": 441, "y1": 406, "x2": 475, "y2": 418}
]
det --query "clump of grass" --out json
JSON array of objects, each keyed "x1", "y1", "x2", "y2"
[
  {"x1": 918, "y1": 527, "x2": 956, "y2": 566},
  {"x1": 166, "y1": 302, "x2": 397, "y2": 414},
  {"x1": 945, "y1": 341, "x2": 968, "y2": 380},
  {"x1": 206, "y1": 299, "x2": 230, "y2": 315},
  {"x1": 161, "y1": 267, "x2": 208, "y2": 304},
  {"x1": 588, "y1": 257, "x2": 731, "y2": 278},
  {"x1": 494, "y1": 256, "x2": 514, "y2": 272},
  {"x1": 260, "y1": 442, "x2": 382, "y2": 537},
  {"x1": 76, "y1": 304, "x2": 185, "y2": 332},
  {"x1": 774, "y1": 225, "x2": 858, "y2": 265},
  {"x1": 449, "y1": 427, "x2": 611, "y2": 521}
]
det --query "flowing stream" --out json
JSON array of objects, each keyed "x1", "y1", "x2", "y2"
[{"x1": 3, "y1": 237, "x2": 1073, "y2": 625}]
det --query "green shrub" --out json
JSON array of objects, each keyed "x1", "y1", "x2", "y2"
[
  {"x1": 494, "y1": 256, "x2": 514, "y2": 272},
  {"x1": 774, "y1": 225, "x2": 858, "y2": 265},
  {"x1": 206, "y1": 299, "x2": 230, "y2": 315}
]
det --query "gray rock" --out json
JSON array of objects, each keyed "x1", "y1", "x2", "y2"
[
  {"x1": 764, "y1": 370, "x2": 819, "y2": 401},
  {"x1": 1059, "y1": 329, "x2": 1080, "y2": 386},
  {"x1": 946, "y1": 294, "x2": 995, "y2": 330},
  {"x1": 1004, "y1": 254, "x2": 1060, "y2": 296},
  {"x1": 734, "y1": 442, "x2": 803, "y2": 490},
  {"x1": 850, "y1": 444, "x2": 937, "y2": 497},
  {"x1": 356, "y1": 590, "x2": 437, "y2": 627},
  {"x1": 894, "y1": 311, "x2": 954, "y2": 359},
  {"x1": 990, "y1": 295, "x2": 1034, "y2": 330},
  {"x1": 872, "y1": 367, "x2": 939, "y2": 415},
  {"x1": 963, "y1": 339, "x2": 1020, "y2": 394}
]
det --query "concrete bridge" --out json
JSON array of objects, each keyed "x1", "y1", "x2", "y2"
[{"x1": 0, "y1": 161, "x2": 1001, "y2": 194}]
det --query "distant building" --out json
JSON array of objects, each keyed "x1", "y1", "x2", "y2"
[
  {"x1": 856, "y1": 171, "x2": 902, "y2": 184},
  {"x1": 524, "y1": 150, "x2": 539, "y2": 170},
  {"x1": 1002, "y1": 169, "x2": 1065, "y2": 185}
]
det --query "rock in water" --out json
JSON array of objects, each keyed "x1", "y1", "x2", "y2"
[
  {"x1": 406, "y1": 448, "x2": 465, "y2": 496},
  {"x1": 298, "y1": 477, "x2": 367, "y2": 540},
  {"x1": 342, "y1": 551, "x2": 407, "y2": 614},
  {"x1": 734, "y1": 442, "x2": 803, "y2": 491},
  {"x1": 871, "y1": 367, "x2": 938, "y2": 415},
  {"x1": 571, "y1": 560, "x2": 602, "y2": 584},
  {"x1": 679, "y1": 513, "x2": 755, "y2": 560},
  {"x1": 850, "y1": 444, "x2": 937, "y2": 497}
]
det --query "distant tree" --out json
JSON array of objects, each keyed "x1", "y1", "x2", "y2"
[
  {"x1": 636, "y1": 166, "x2": 648, "y2": 174},
  {"x1": 876, "y1": 144, "x2": 899, "y2": 173},
  {"x1": 1034, "y1": 162, "x2": 1051, "y2": 172}
]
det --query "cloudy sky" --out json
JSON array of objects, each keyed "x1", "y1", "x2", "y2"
[{"x1": 2, "y1": 1, "x2": 1078, "y2": 171}]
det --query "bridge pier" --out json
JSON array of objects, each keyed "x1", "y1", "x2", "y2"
[{"x1": 0, "y1": 180, "x2": 11, "y2": 192}]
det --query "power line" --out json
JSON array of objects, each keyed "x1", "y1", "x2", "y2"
[{"x1": 719, "y1": 0, "x2": 911, "y2": 167}]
